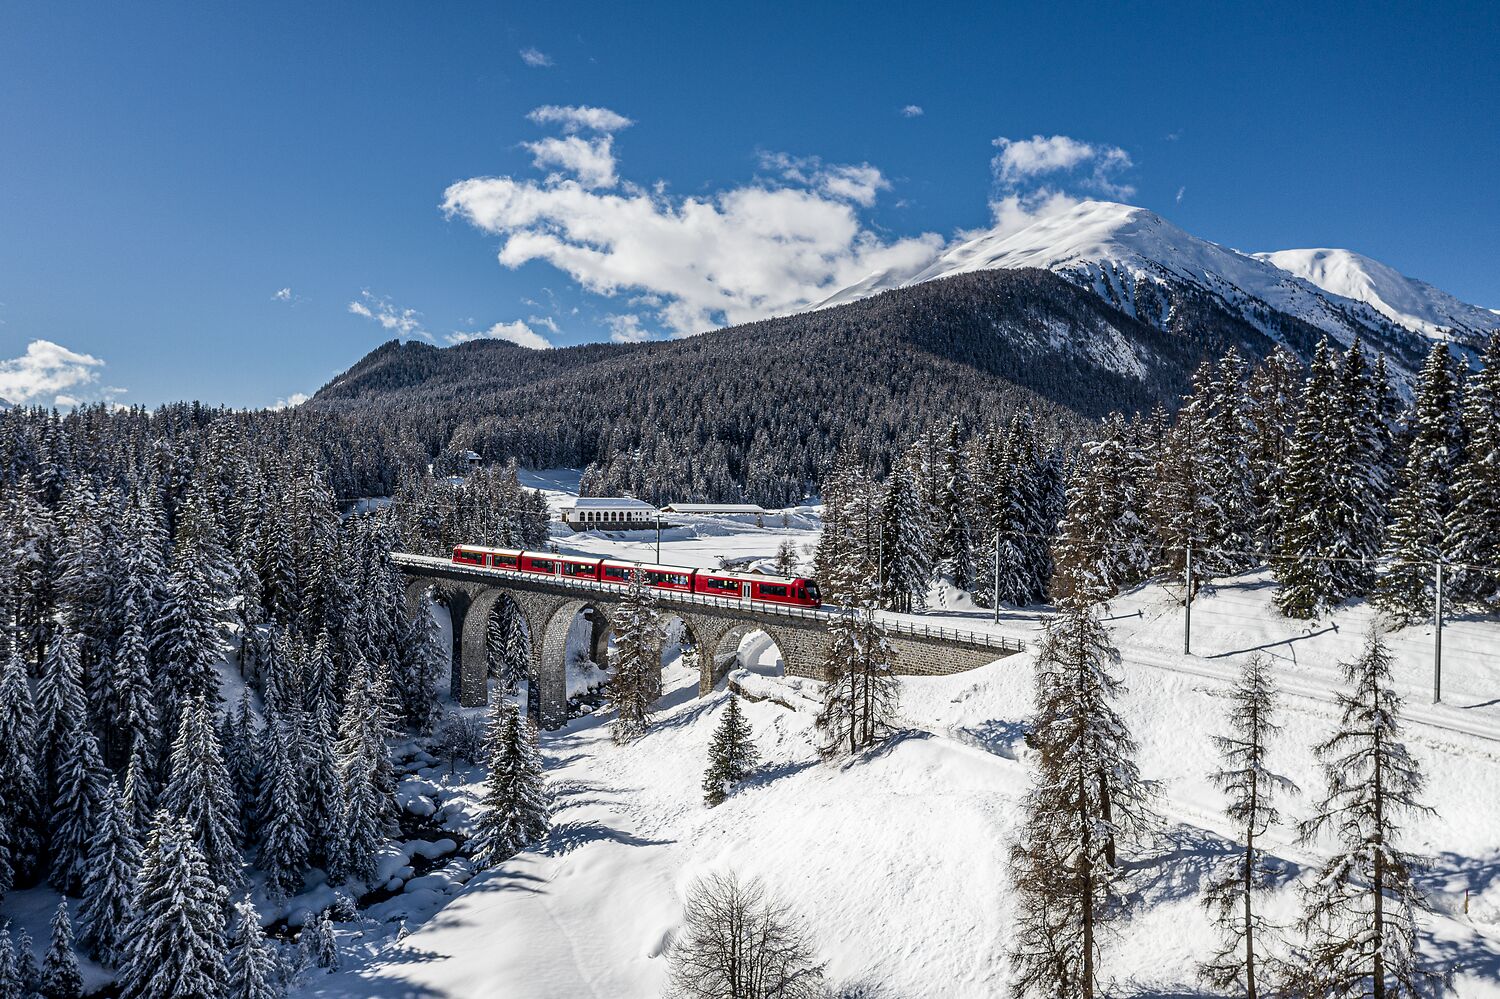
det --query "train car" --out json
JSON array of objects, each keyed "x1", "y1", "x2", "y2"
[
  {"x1": 693, "y1": 569, "x2": 821, "y2": 608},
  {"x1": 451, "y1": 545, "x2": 522, "y2": 570},
  {"x1": 598, "y1": 560, "x2": 694, "y2": 593}
]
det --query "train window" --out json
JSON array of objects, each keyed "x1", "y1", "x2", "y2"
[
  {"x1": 703, "y1": 577, "x2": 740, "y2": 593},
  {"x1": 759, "y1": 583, "x2": 788, "y2": 597},
  {"x1": 563, "y1": 562, "x2": 594, "y2": 577},
  {"x1": 495, "y1": 555, "x2": 518, "y2": 567},
  {"x1": 603, "y1": 566, "x2": 630, "y2": 581},
  {"x1": 530, "y1": 559, "x2": 555, "y2": 572}
]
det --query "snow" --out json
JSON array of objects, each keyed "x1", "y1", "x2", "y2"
[
  {"x1": 1257, "y1": 247, "x2": 1500, "y2": 342},
  {"x1": 815, "y1": 200, "x2": 1484, "y2": 368}
]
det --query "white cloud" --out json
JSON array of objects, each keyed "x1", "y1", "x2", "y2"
[
  {"x1": 524, "y1": 134, "x2": 620, "y2": 189},
  {"x1": 446, "y1": 320, "x2": 553, "y2": 350},
  {"x1": 0, "y1": 340, "x2": 107, "y2": 405},
  {"x1": 901, "y1": 104, "x2": 924, "y2": 118},
  {"x1": 443, "y1": 131, "x2": 942, "y2": 335},
  {"x1": 519, "y1": 47, "x2": 552, "y2": 67},
  {"x1": 528, "y1": 315, "x2": 561, "y2": 334},
  {"x1": 990, "y1": 134, "x2": 1134, "y2": 198},
  {"x1": 272, "y1": 287, "x2": 292, "y2": 301},
  {"x1": 272, "y1": 392, "x2": 310, "y2": 410},
  {"x1": 757, "y1": 152, "x2": 892, "y2": 207},
  {"x1": 1176, "y1": 186, "x2": 1186, "y2": 204},
  {"x1": 347, "y1": 291, "x2": 432, "y2": 341},
  {"x1": 527, "y1": 105, "x2": 633, "y2": 134},
  {"x1": 605, "y1": 314, "x2": 651, "y2": 343}
]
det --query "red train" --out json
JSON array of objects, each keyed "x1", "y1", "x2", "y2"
[{"x1": 450, "y1": 545, "x2": 822, "y2": 608}]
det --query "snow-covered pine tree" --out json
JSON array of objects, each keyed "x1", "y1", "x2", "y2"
[
  {"x1": 152, "y1": 556, "x2": 229, "y2": 749},
  {"x1": 1245, "y1": 346, "x2": 1304, "y2": 553},
  {"x1": 1199, "y1": 655, "x2": 1298, "y2": 999},
  {"x1": 0, "y1": 927, "x2": 20, "y2": 999},
  {"x1": 100, "y1": 600, "x2": 159, "y2": 774},
  {"x1": 702, "y1": 693, "x2": 759, "y2": 807},
  {"x1": 772, "y1": 540, "x2": 799, "y2": 578},
  {"x1": 300, "y1": 701, "x2": 342, "y2": 868},
  {"x1": 1051, "y1": 413, "x2": 1151, "y2": 608},
  {"x1": 501, "y1": 607, "x2": 531, "y2": 694},
  {"x1": 35, "y1": 634, "x2": 88, "y2": 807},
  {"x1": 814, "y1": 579, "x2": 898, "y2": 758},
  {"x1": 331, "y1": 658, "x2": 396, "y2": 883},
  {"x1": 1293, "y1": 630, "x2": 1442, "y2": 996},
  {"x1": 0, "y1": 649, "x2": 42, "y2": 893},
  {"x1": 301, "y1": 912, "x2": 338, "y2": 972},
  {"x1": 40, "y1": 901, "x2": 82, "y2": 999},
  {"x1": 221, "y1": 691, "x2": 260, "y2": 833},
  {"x1": 1447, "y1": 332, "x2": 1500, "y2": 606},
  {"x1": 255, "y1": 700, "x2": 307, "y2": 901},
  {"x1": 163, "y1": 696, "x2": 243, "y2": 893},
  {"x1": 122, "y1": 742, "x2": 156, "y2": 842},
  {"x1": 226, "y1": 896, "x2": 280, "y2": 999},
  {"x1": 1008, "y1": 604, "x2": 1158, "y2": 999},
  {"x1": 395, "y1": 602, "x2": 445, "y2": 733},
  {"x1": 1328, "y1": 341, "x2": 1394, "y2": 596},
  {"x1": 120, "y1": 812, "x2": 228, "y2": 999},
  {"x1": 1274, "y1": 340, "x2": 1343, "y2": 617},
  {"x1": 79, "y1": 780, "x2": 142, "y2": 966},
  {"x1": 878, "y1": 452, "x2": 931, "y2": 613},
  {"x1": 609, "y1": 577, "x2": 663, "y2": 745},
  {"x1": 1374, "y1": 343, "x2": 1464, "y2": 624},
  {"x1": 472, "y1": 699, "x2": 551, "y2": 869},
  {"x1": 932, "y1": 419, "x2": 974, "y2": 590},
  {"x1": 48, "y1": 672, "x2": 107, "y2": 896},
  {"x1": 15, "y1": 928, "x2": 41, "y2": 999}
]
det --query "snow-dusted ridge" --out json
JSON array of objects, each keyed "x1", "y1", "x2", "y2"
[
  {"x1": 818, "y1": 201, "x2": 1495, "y2": 370},
  {"x1": 1256, "y1": 247, "x2": 1500, "y2": 342}
]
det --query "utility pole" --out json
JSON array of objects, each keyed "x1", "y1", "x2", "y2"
[
  {"x1": 1183, "y1": 542, "x2": 1193, "y2": 656},
  {"x1": 993, "y1": 528, "x2": 1001, "y2": 625},
  {"x1": 1434, "y1": 559, "x2": 1444, "y2": 704},
  {"x1": 655, "y1": 516, "x2": 662, "y2": 564}
]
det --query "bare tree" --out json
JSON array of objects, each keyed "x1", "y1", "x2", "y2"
[{"x1": 668, "y1": 871, "x2": 827, "y2": 999}]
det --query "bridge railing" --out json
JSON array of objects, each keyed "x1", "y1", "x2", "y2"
[{"x1": 392, "y1": 552, "x2": 1026, "y2": 654}]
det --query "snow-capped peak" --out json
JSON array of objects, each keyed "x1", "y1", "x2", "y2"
[{"x1": 1253, "y1": 247, "x2": 1500, "y2": 341}]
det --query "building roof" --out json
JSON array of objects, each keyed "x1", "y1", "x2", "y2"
[
  {"x1": 564, "y1": 497, "x2": 657, "y2": 511},
  {"x1": 661, "y1": 503, "x2": 766, "y2": 514}
]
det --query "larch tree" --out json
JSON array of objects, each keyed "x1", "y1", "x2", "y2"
[
  {"x1": 814, "y1": 579, "x2": 899, "y2": 758},
  {"x1": 1199, "y1": 655, "x2": 1298, "y2": 999},
  {"x1": 609, "y1": 577, "x2": 663, "y2": 745},
  {"x1": 1293, "y1": 630, "x2": 1442, "y2": 998},
  {"x1": 120, "y1": 813, "x2": 228, "y2": 999},
  {"x1": 702, "y1": 693, "x2": 759, "y2": 807},
  {"x1": 1008, "y1": 604, "x2": 1158, "y2": 999},
  {"x1": 471, "y1": 699, "x2": 551, "y2": 869}
]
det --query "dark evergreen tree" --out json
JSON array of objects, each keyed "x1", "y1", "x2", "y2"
[
  {"x1": 932, "y1": 420, "x2": 974, "y2": 590},
  {"x1": 0, "y1": 650, "x2": 42, "y2": 894},
  {"x1": 1051, "y1": 414, "x2": 1151, "y2": 608},
  {"x1": 1293, "y1": 631, "x2": 1441, "y2": 998},
  {"x1": 39, "y1": 902, "x2": 81, "y2": 999},
  {"x1": 609, "y1": 578, "x2": 663, "y2": 745},
  {"x1": 703, "y1": 694, "x2": 760, "y2": 807},
  {"x1": 226, "y1": 897, "x2": 280, "y2": 999},
  {"x1": 48, "y1": 678, "x2": 106, "y2": 897},
  {"x1": 1447, "y1": 332, "x2": 1500, "y2": 606},
  {"x1": 79, "y1": 780, "x2": 142, "y2": 966},
  {"x1": 255, "y1": 703, "x2": 307, "y2": 901},
  {"x1": 1199, "y1": 655, "x2": 1298, "y2": 999},
  {"x1": 472, "y1": 699, "x2": 550, "y2": 869},
  {"x1": 162, "y1": 697, "x2": 243, "y2": 893},
  {"x1": 331, "y1": 659, "x2": 396, "y2": 883},
  {"x1": 1375, "y1": 344, "x2": 1464, "y2": 624},
  {"x1": 1274, "y1": 340, "x2": 1343, "y2": 617},
  {"x1": 0, "y1": 927, "x2": 21, "y2": 999},
  {"x1": 120, "y1": 813, "x2": 228, "y2": 999},
  {"x1": 877, "y1": 455, "x2": 930, "y2": 613}
]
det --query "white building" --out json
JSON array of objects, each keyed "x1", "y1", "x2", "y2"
[
  {"x1": 659, "y1": 502, "x2": 766, "y2": 516},
  {"x1": 560, "y1": 497, "x2": 659, "y2": 531}
]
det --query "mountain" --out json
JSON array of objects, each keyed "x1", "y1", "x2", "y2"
[
  {"x1": 313, "y1": 268, "x2": 1270, "y2": 504},
  {"x1": 818, "y1": 200, "x2": 1485, "y2": 376},
  {"x1": 1254, "y1": 247, "x2": 1500, "y2": 342}
]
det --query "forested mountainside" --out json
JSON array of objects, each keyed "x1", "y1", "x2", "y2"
[{"x1": 311, "y1": 267, "x2": 1322, "y2": 505}]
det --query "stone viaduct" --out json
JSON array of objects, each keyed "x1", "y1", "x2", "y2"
[{"x1": 393, "y1": 553, "x2": 1026, "y2": 731}]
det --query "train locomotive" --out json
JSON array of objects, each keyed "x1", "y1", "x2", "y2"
[{"x1": 450, "y1": 545, "x2": 822, "y2": 608}]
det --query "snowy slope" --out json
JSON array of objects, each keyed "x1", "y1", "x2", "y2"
[
  {"x1": 817, "y1": 201, "x2": 1455, "y2": 369},
  {"x1": 1257, "y1": 247, "x2": 1500, "y2": 342}
]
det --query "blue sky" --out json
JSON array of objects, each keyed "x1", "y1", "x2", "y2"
[{"x1": 1, "y1": 1, "x2": 1496, "y2": 409}]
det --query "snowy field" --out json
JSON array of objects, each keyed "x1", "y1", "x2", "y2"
[{"x1": 280, "y1": 472, "x2": 1500, "y2": 998}]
